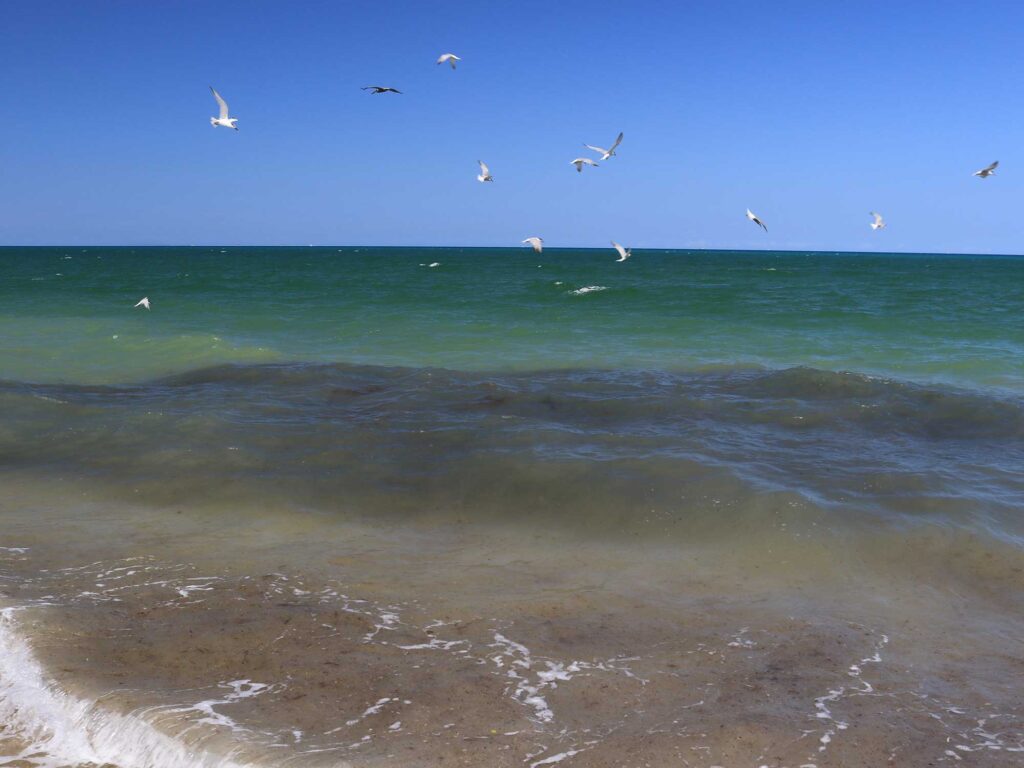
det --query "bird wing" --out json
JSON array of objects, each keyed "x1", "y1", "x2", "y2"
[
  {"x1": 210, "y1": 87, "x2": 229, "y2": 119},
  {"x1": 478, "y1": 160, "x2": 490, "y2": 176},
  {"x1": 611, "y1": 241, "x2": 627, "y2": 260},
  {"x1": 984, "y1": 161, "x2": 999, "y2": 172},
  {"x1": 610, "y1": 132, "x2": 623, "y2": 151},
  {"x1": 584, "y1": 144, "x2": 607, "y2": 155},
  {"x1": 870, "y1": 211, "x2": 883, "y2": 224}
]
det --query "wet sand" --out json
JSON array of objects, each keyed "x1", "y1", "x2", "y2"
[{"x1": 2, "y1": 473, "x2": 1023, "y2": 767}]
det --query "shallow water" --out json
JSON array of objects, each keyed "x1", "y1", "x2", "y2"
[
  {"x1": 0, "y1": 247, "x2": 1022, "y2": 766},
  {"x1": 1, "y1": 247, "x2": 1022, "y2": 390}
]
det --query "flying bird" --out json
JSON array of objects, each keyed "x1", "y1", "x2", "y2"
[
  {"x1": 209, "y1": 87, "x2": 238, "y2": 130},
  {"x1": 362, "y1": 86, "x2": 402, "y2": 94},
  {"x1": 584, "y1": 132, "x2": 624, "y2": 161},
  {"x1": 523, "y1": 237, "x2": 543, "y2": 253},
  {"x1": 869, "y1": 211, "x2": 885, "y2": 230},
  {"x1": 973, "y1": 161, "x2": 998, "y2": 179},
  {"x1": 134, "y1": 297, "x2": 150, "y2": 310},
  {"x1": 477, "y1": 160, "x2": 493, "y2": 182},
  {"x1": 746, "y1": 209, "x2": 767, "y2": 232},
  {"x1": 611, "y1": 241, "x2": 631, "y2": 262},
  {"x1": 436, "y1": 53, "x2": 461, "y2": 69},
  {"x1": 571, "y1": 158, "x2": 599, "y2": 173}
]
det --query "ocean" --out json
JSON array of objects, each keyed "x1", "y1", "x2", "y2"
[{"x1": 0, "y1": 246, "x2": 1022, "y2": 767}]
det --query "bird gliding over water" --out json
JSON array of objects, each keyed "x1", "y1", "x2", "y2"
[{"x1": 209, "y1": 87, "x2": 237, "y2": 130}]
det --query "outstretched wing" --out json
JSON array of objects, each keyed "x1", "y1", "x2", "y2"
[
  {"x1": 984, "y1": 161, "x2": 999, "y2": 173},
  {"x1": 210, "y1": 87, "x2": 229, "y2": 119},
  {"x1": 609, "y1": 132, "x2": 623, "y2": 151},
  {"x1": 478, "y1": 160, "x2": 490, "y2": 176},
  {"x1": 584, "y1": 144, "x2": 607, "y2": 155},
  {"x1": 611, "y1": 241, "x2": 627, "y2": 261}
]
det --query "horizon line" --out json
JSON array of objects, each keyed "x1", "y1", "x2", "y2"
[{"x1": 1, "y1": 244, "x2": 1022, "y2": 258}]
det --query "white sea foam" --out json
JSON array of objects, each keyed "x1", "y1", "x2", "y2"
[
  {"x1": 171, "y1": 679, "x2": 273, "y2": 733},
  {"x1": 530, "y1": 748, "x2": 586, "y2": 766},
  {"x1": 569, "y1": 285, "x2": 607, "y2": 295},
  {"x1": 0, "y1": 606, "x2": 255, "y2": 768}
]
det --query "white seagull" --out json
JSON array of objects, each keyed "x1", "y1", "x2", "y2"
[
  {"x1": 869, "y1": 211, "x2": 885, "y2": 230},
  {"x1": 584, "y1": 132, "x2": 624, "y2": 161},
  {"x1": 522, "y1": 237, "x2": 543, "y2": 253},
  {"x1": 611, "y1": 241, "x2": 631, "y2": 262},
  {"x1": 477, "y1": 160, "x2": 493, "y2": 182},
  {"x1": 134, "y1": 297, "x2": 150, "y2": 310},
  {"x1": 973, "y1": 161, "x2": 998, "y2": 179},
  {"x1": 571, "y1": 158, "x2": 599, "y2": 173},
  {"x1": 209, "y1": 87, "x2": 238, "y2": 130},
  {"x1": 746, "y1": 208, "x2": 767, "y2": 232},
  {"x1": 437, "y1": 53, "x2": 461, "y2": 69}
]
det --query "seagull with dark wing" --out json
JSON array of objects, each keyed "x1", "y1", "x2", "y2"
[
  {"x1": 477, "y1": 160, "x2": 493, "y2": 182},
  {"x1": 361, "y1": 86, "x2": 402, "y2": 94},
  {"x1": 209, "y1": 87, "x2": 238, "y2": 130},
  {"x1": 974, "y1": 161, "x2": 998, "y2": 179},
  {"x1": 584, "y1": 132, "x2": 623, "y2": 161},
  {"x1": 523, "y1": 237, "x2": 543, "y2": 253},
  {"x1": 571, "y1": 158, "x2": 599, "y2": 173},
  {"x1": 436, "y1": 53, "x2": 461, "y2": 69},
  {"x1": 611, "y1": 241, "x2": 631, "y2": 262},
  {"x1": 746, "y1": 209, "x2": 767, "y2": 231},
  {"x1": 869, "y1": 211, "x2": 886, "y2": 230}
]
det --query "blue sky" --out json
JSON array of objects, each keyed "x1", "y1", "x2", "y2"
[{"x1": 1, "y1": 1, "x2": 1022, "y2": 252}]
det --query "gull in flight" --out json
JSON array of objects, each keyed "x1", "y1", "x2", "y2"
[
  {"x1": 611, "y1": 241, "x2": 631, "y2": 262},
  {"x1": 746, "y1": 208, "x2": 767, "y2": 232},
  {"x1": 477, "y1": 160, "x2": 493, "y2": 182},
  {"x1": 209, "y1": 87, "x2": 238, "y2": 130},
  {"x1": 571, "y1": 158, "x2": 599, "y2": 173},
  {"x1": 869, "y1": 211, "x2": 886, "y2": 230},
  {"x1": 523, "y1": 237, "x2": 543, "y2": 253},
  {"x1": 437, "y1": 53, "x2": 461, "y2": 69},
  {"x1": 134, "y1": 297, "x2": 150, "y2": 310},
  {"x1": 584, "y1": 132, "x2": 624, "y2": 161},
  {"x1": 362, "y1": 86, "x2": 402, "y2": 94},
  {"x1": 973, "y1": 161, "x2": 998, "y2": 179}
]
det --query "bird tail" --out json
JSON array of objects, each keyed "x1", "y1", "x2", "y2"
[{"x1": 210, "y1": 117, "x2": 217, "y2": 126}]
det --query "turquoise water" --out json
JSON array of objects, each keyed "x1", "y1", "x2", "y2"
[
  {"x1": 2, "y1": 246, "x2": 1024, "y2": 766},
  {"x1": 2, "y1": 247, "x2": 1022, "y2": 389}
]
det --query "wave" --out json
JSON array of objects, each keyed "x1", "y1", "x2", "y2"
[
  {"x1": 28, "y1": 361, "x2": 1015, "y2": 441},
  {"x1": 0, "y1": 606, "x2": 258, "y2": 768},
  {"x1": 0, "y1": 363, "x2": 1021, "y2": 547}
]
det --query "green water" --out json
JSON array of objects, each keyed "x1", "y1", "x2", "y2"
[{"x1": 1, "y1": 246, "x2": 1022, "y2": 389}]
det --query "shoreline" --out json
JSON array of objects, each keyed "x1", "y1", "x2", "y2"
[{"x1": 2, "y1": 481, "x2": 1023, "y2": 766}]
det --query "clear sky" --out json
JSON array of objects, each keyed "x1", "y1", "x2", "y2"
[{"x1": 1, "y1": 1, "x2": 1022, "y2": 252}]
